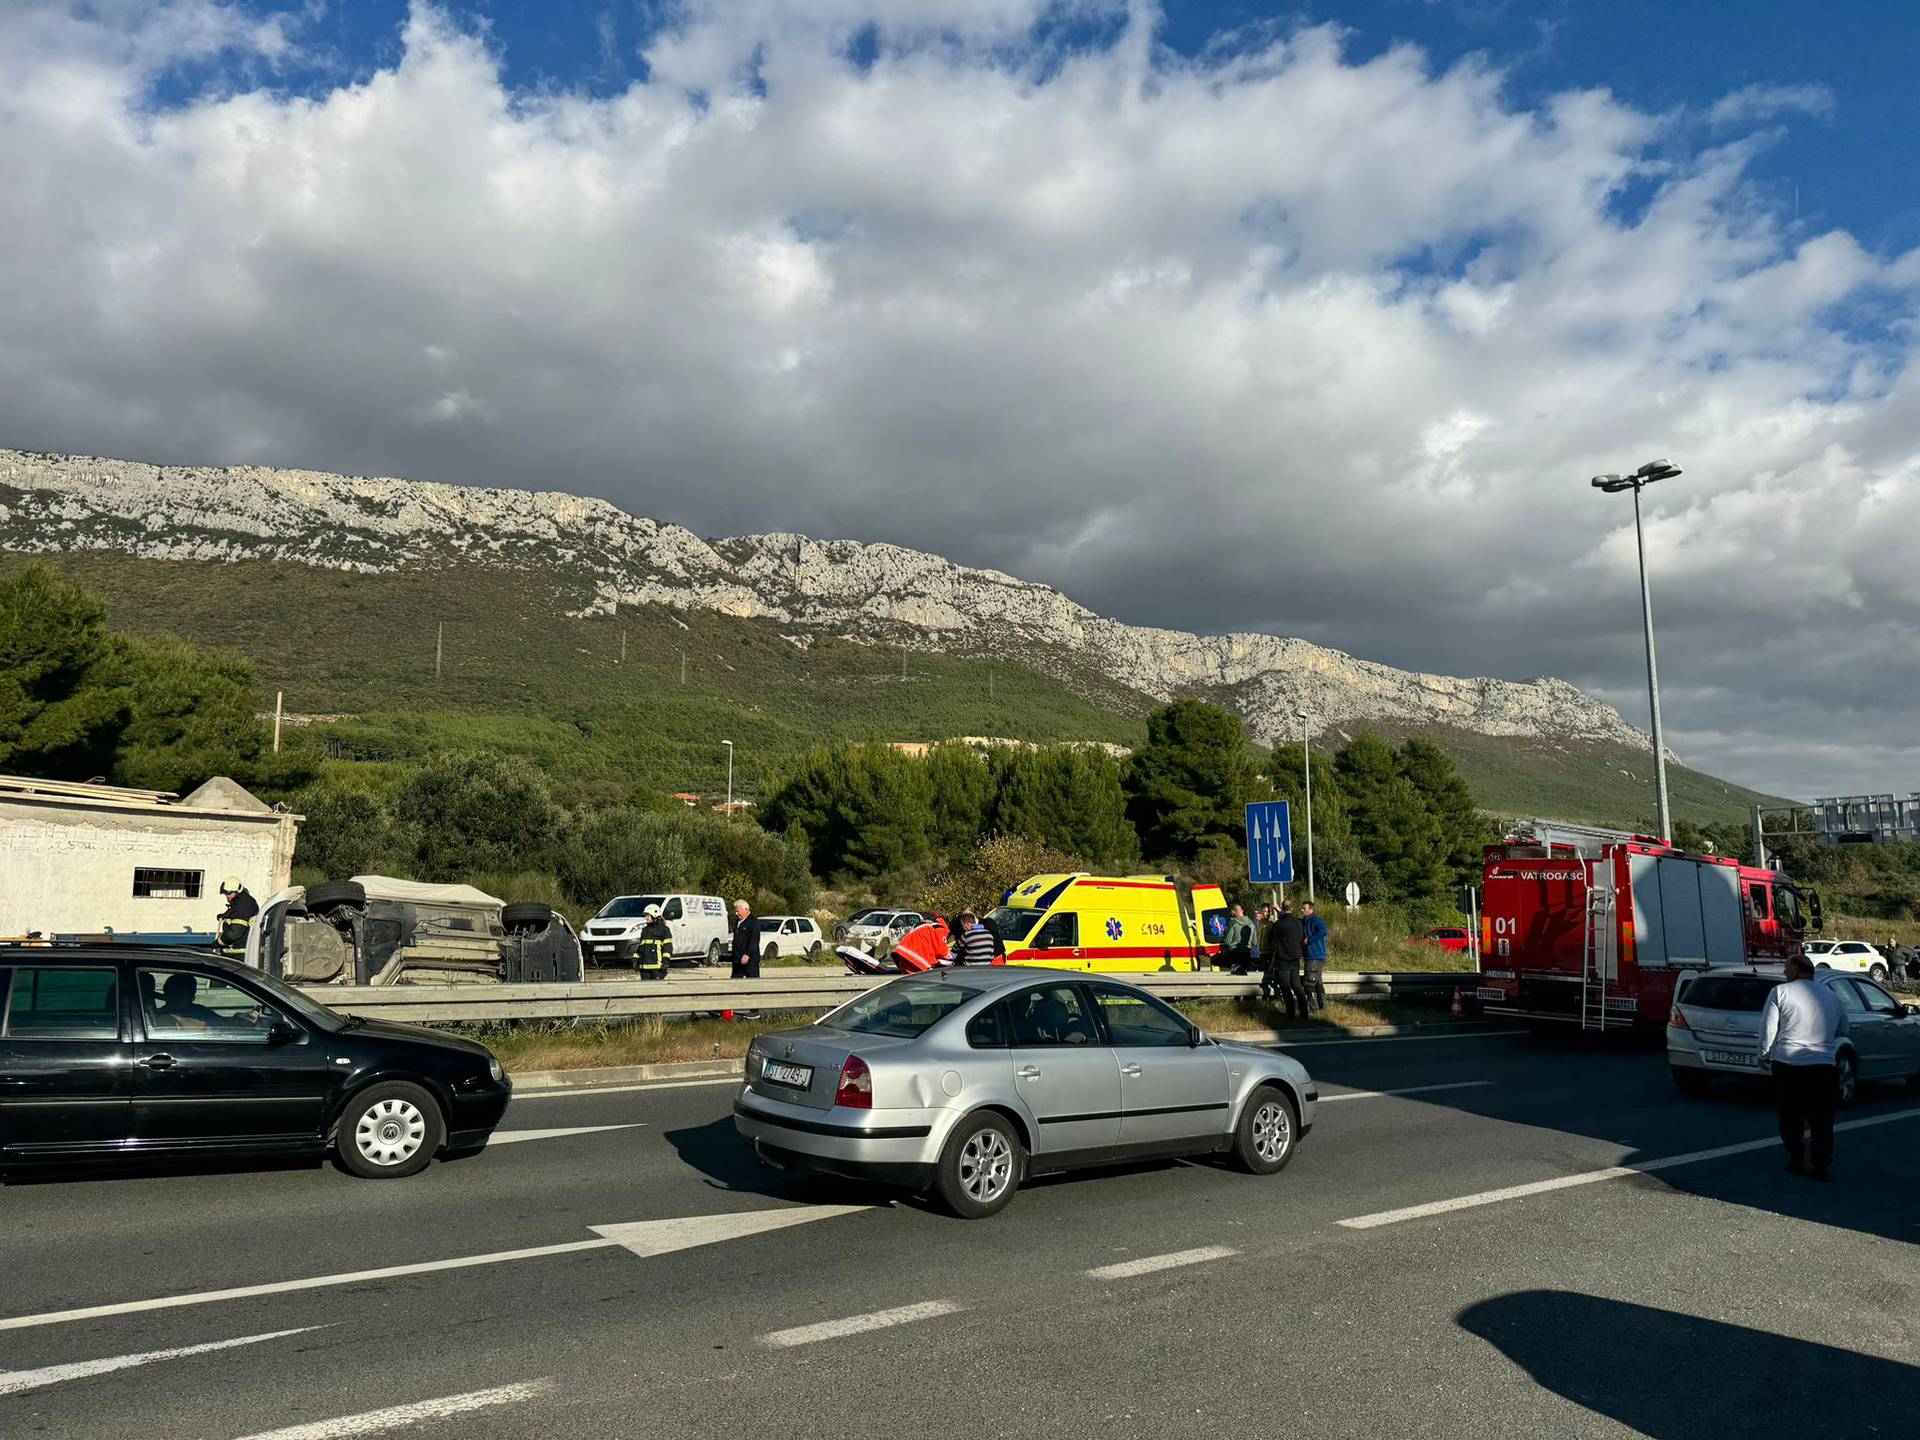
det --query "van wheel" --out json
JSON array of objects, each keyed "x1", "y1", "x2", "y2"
[
  {"x1": 706, "y1": 939, "x2": 723, "y2": 967},
  {"x1": 1232, "y1": 1087, "x2": 1297, "y2": 1175},
  {"x1": 934, "y1": 1113, "x2": 1022, "y2": 1219},
  {"x1": 336, "y1": 1082, "x2": 443, "y2": 1179},
  {"x1": 501, "y1": 902, "x2": 552, "y2": 934}
]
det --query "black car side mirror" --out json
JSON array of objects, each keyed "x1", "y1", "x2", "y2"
[
  {"x1": 267, "y1": 1022, "x2": 299, "y2": 1046},
  {"x1": 1187, "y1": 1024, "x2": 1203, "y2": 1048}
]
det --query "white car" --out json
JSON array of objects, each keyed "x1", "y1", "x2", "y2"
[
  {"x1": 1812, "y1": 939, "x2": 1897, "y2": 984},
  {"x1": 758, "y1": 916, "x2": 825, "y2": 962},
  {"x1": 580, "y1": 893, "x2": 731, "y2": 967},
  {"x1": 840, "y1": 910, "x2": 928, "y2": 954}
]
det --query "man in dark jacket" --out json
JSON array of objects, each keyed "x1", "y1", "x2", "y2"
[
  {"x1": 636, "y1": 905, "x2": 674, "y2": 979},
  {"x1": 1301, "y1": 902, "x2": 1330, "y2": 1012},
  {"x1": 729, "y1": 900, "x2": 762, "y2": 980},
  {"x1": 1263, "y1": 902, "x2": 1305, "y2": 1018}
]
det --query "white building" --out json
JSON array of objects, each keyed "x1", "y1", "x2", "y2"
[{"x1": 0, "y1": 774, "x2": 300, "y2": 938}]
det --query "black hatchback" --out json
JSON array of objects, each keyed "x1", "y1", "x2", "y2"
[{"x1": 0, "y1": 946, "x2": 511, "y2": 1179}]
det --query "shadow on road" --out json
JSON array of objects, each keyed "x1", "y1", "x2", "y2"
[
  {"x1": 1296, "y1": 1028, "x2": 1920, "y2": 1245},
  {"x1": 662, "y1": 1116, "x2": 874, "y2": 1207},
  {"x1": 1460, "y1": 1289, "x2": 1920, "y2": 1438}
]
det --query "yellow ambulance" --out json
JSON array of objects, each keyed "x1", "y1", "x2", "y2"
[{"x1": 987, "y1": 873, "x2": 1231, "y2": 973}]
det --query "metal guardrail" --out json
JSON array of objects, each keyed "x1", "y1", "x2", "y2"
[{"x1": 302, "y1": 969, "x2": 1468, "y2": 1024}]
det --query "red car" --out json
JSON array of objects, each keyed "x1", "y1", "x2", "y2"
[{"x1": 1410, "y1": 927, "x2": 1473, "y2": 954}]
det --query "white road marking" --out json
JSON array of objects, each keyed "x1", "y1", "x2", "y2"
[
  {"x1": 0, "y1": 1203, "x2": 870, "y2": 1333},
  {"x1": 1337, "y1": 1104, "x2": 1920, "y2": 1229},
  {"x1": 1279, "y1": 1029, "x2": 1528, "y2": 1048},
  {"x1": 0, "y1": 1327, "x2": 319, "y2": 1397},
  {"x1": 232, "y1": 1379, "x2": 553, "y2": 1439},
  {"x1": 0, "y1": 1240, "x2": 613, "y2": 1334},
  {"x1": 1084, "y1": 1246, "x2": 1238, "y2": 1280},
  {"x1": 1317, "y1": 1080, "x2": 1494, "y2": 1103},
  {"x1": 592, "y1": 1204, "x2": 868, "y2": 1258},
  {"x1": 512, "y1": 1077, "x2": 742, "y2": 1100},
  {"x1": 486, "y1": 1124, "x2": 644, "y2": 1145},
  {"x1": 760, "y1": 1300, "x2": 962, "y2": 1349}
]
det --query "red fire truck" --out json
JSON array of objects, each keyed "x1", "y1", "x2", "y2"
[{"x1": 1474, "y1": 820, "x2": 1821, "y2": 1032}]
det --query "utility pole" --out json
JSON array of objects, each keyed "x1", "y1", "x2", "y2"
[
  {"x1": 434, "y1": 622, "x2": 443, "y2": 680},
  {"x1": 722, "y1": 740, "x2": 735, "y2": 824},
  {"x1": 681, "y1": 649, "x2": 687, "y2": 686},
  {"x1": 619, "y1": 631, "x2": 626, "y2": 666},
  {"x1": 272, "y1": 691, "x2": 283, "y2": 754},
  {"x1": 1295, "y1": 710, "x2": 1315, "y2": 902}
]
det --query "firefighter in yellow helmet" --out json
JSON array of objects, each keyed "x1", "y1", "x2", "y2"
[{"x1": 216, "y1": 876, "x2": 259, "y2": 957}]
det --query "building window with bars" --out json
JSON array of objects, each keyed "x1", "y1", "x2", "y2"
[{"x1": 132, "y1": 868, "x2": 203, "y2": 900}]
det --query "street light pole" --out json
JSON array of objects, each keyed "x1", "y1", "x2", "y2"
[
  {"x1": 1294, "y1": 709, "x2": 1315, "y2": 902},
  {"x1": 1591, "y1": 459, "x2": 1681, "y2": 844},
  {"x1": 722, "y1": 740, "x2": 735, "y2": 823},
  {"x1": 1631, "y1": 483, "x2": 1672, "y2": 845}
]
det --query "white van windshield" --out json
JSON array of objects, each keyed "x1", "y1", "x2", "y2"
[{"x1": 599, "y1": 896, "x2": 664, "y2": 919}]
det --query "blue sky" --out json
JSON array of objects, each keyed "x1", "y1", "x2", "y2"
[{"x1": 7, "y1": 0, "x2": 1920, "y2": 797}]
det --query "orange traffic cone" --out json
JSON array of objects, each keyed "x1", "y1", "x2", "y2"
[
  {"x1": 720, "y1": 1009, "x2": 736, "y2": 1023},
  {"x1": 1450, "y1": 988, "x2": 1464, "y2": 1018}
]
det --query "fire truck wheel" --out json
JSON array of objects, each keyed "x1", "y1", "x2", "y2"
[
  {"x1": 1835, "y1": 1052, "x2": 1859, "y2": 1107},
  {"x1": 1671, "y1": 1067, "x2": 1712, "y2": 1097},
  {"x1": 1232, "y1": 1086, "x2": 1298, "y2": 1175}
]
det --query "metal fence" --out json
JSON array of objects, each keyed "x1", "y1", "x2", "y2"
[{"x1": 303, "y1": 969, "x2": 1467, "y2": 1024}]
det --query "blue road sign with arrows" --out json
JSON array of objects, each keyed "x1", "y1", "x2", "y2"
[{"x1": 1246, "y1": 801, "x2": 1293, "y2": 885}]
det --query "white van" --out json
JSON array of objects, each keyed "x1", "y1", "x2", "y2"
[{"x1": 581, "y1": 893, "x2": 730, "y2": 966}]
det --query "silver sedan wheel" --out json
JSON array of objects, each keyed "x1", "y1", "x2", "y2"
[
  {"x1": 1250, "y1": 1098, "x2": 1291, "y2": 1165},
  {"x1": 958, "y1": 1127, "x2": 1015, "y2": 1205},
  {"x1": 356, "y1": 1097, "x2": 428, "y2": 1167}
]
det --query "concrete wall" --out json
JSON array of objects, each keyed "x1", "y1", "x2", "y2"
[{"x1": 0, "y1": 801, "x2": 297, "y2": 936}]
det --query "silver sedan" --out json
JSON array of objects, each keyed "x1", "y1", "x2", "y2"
[{"x1": 733, "y1": 966, "x2": 1317, "y2": 1217}]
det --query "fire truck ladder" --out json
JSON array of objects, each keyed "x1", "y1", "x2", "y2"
[{"x1": 1580, "y1": 861, "x2": 1618, "y2": 1033}]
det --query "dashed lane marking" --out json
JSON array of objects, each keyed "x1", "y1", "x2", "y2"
[
  {"x1": 485, "y1": 1124, "x2": 644, "y2": 1145},
  {"x1": 1085, "y1": 1246, "x2": 1238, "y2": 1280},
  {"x1": 0, "y1": 1327, "x2": 320, "y2": 1397},
  {"x1": 760, "y1": 1300, "x2": 963, "y2": 1349},
  {"x1": 1317, "y1": 1080, "x2": 1495, "y2": 1103},
  {"x1": 230, "y1": 1379, "x2": 554, "y2": 1439},
  {"x1": 1337, "y1": 1104, "x2": 1920, "y2": 1229}
]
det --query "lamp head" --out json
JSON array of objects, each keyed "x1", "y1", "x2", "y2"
[
  {"x1": 1636, "y1": 459, "x2": 1682, "y2": 482},
  {"x1": 1591, "y1": 474, "x2": 1635, "y2": 493}
]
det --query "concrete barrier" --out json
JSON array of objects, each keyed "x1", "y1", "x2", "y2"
[{"x1": 303, "y1": 968, "x2": 1467, "y2": 1023}]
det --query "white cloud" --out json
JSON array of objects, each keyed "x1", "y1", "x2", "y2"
[
  {"x1": 0, "y1": 1, "x2": 1916, "y2": 798},
  {"x1": 1707, "y1": 81, "x2": 1835, "y2": 129}
]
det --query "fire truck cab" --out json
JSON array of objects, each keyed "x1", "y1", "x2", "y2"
[{"x1": 1474, "y1": 819, "x2": 1819, "y2": 1031}]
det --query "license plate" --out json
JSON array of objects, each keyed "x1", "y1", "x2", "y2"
[
  {"x1": 1702, "y1": 1050, "x2": 1759, "y2": 1068},
  {"x1": 1476, "y1": 987, "x2": 1506, "y2": 1002},
  {"x1": 762, "y1": 1059, "x2": 812, "y2": 1089}
]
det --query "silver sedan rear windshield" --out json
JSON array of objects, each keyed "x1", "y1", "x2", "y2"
[
  {"x1": 827, "y1": 980, "x2": 971, "y2": 1038},
  {"x1": 1682, "y1": 976, "x2": 1777, "y2": 1012}
]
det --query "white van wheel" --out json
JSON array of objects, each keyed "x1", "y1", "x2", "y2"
[{"x1": 706, "y1": 939, "x2": 723, "y2": 966}]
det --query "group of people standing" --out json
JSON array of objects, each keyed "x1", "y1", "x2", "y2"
[{"x1": 1221, "y1": 899, "x2": 1329, "y2": 1019}]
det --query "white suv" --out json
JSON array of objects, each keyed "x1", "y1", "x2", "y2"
[
  {"x1": 1813, "y1": 939, "x2": 1897, "y2": 983},
  {"x1": 757, "y1": 916, "x2": 825, "y2": 963}
]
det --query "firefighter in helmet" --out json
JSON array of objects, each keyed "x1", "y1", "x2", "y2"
[
  {"x1": 216, "y1": 876, "x2": 259, "y2": 957},
  {"x1": 635, "y1": 905, "x2": 673, "y2": 980}
]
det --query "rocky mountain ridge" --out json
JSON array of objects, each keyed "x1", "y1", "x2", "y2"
[{"x1": 0, "y1": 448, "x2": 1653, "y2": 752}]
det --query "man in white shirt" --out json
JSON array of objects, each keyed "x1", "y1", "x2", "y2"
[{"x1": 1757, "y1": 957, "x2": 1849, "y2": 1180}]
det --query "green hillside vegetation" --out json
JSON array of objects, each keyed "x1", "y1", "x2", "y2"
[{"x1": 8, "y1": 551, "x2": 1785, "y2": 831}]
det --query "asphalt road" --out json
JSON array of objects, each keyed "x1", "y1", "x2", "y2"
[{"x1": 5, "y1": 1029, "x2": 1919, "y2": 1439}]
